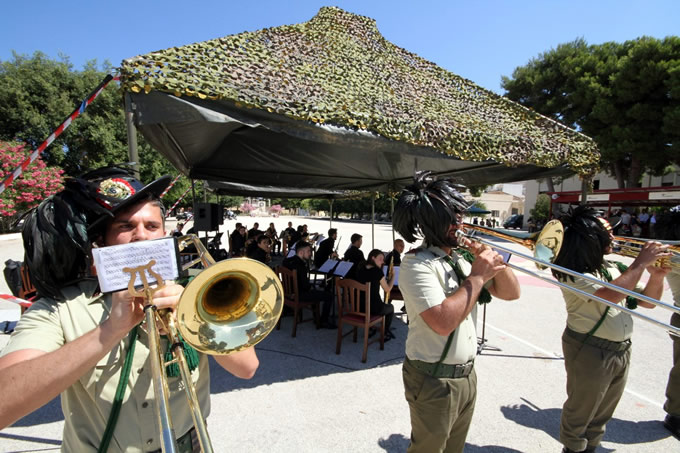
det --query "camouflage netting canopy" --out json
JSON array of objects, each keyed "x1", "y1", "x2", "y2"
[{"x1": 119, "y1": 6, "x2": 599, "y2": 191}]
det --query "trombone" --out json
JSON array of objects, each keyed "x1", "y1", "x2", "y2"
[
  {"x1": 129, "y1": 235, "x2": 283, "y2": 453},
  {"x1": 612, "y1": 235, "x2": 680, "y2": 270},
  {"x1": 459, "y1": 222, "x2": 680, "y2": 337}
]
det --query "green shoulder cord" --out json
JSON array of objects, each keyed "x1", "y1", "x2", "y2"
[
  {"x1": 430, "y1": 251, "x2": 487, "y2": 376},
  {"x1": 582, "y1": 262, "x2": 638, "y2": 344},
  {"x1": 444, "y1": 251, "x2": 492, "y2": 304},
  {"x1": 165, "y1": 274, "x2": 201, "y2": 377},
  {"x1": 98, "y1": 325, "x2": 139, "y2": 453},
  {"x1": 600, "y1": 262, "x2": 639, "y2": 309},
  {"x1": 164, "y1": 334, "x2": 201, "y2": 378},
  {"x1": 432, "y1": 329, "x2": 456, "y2": 377}
]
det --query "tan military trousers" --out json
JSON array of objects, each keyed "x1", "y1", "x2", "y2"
[
  {"x1": 402, "y1": 359, "x2": 477, "y2": 453},
  {"x1": 664, "y1": 313, "x2": 680, "y2": 416},
  {"x1": 560, "y1": 329, "x2": 630, "y2": 452}
]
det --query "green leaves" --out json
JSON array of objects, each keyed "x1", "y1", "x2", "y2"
[{"x1": 503, "y1": 36, "x2": 680, "y2": 187}]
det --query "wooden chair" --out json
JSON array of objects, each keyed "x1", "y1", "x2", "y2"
[
  {"x1": 276, "y1": 266, "x2": 321, "y2": 337},
  {"x1": 18, "y1": 265, "x2": 37, "y2": 314},
  {"x1": 335, "y1": 277, "x2": 385, "y2": 363}
]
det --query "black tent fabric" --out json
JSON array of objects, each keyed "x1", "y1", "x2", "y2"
[
  {"x1": 206, "y1": 180, "x2": 348, "y2": 199},
  {"x1": 120, "y1": 7, "x2": 599, "y2": 192},
  {"x1": 130, "y1": 90, "x2": 573, "y2": 191}
]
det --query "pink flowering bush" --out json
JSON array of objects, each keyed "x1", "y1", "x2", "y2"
[
  {"x1": 268, "y1": 204, "x2": 282, "y2": 215},
  {"x1": 239, "y1": 202, "x2": 256, "y2": 214},
  {"x1": 0, "y1": 142, "x2": 64, "y2": 233}
]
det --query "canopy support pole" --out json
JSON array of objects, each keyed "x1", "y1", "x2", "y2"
[
  {"x1": 371, "y1": 193, "x2": 376, "y2": 249},
  {"x1": 124, "y1": 94, "x2": 140, "y2": 180},
  {"x1": 329, "y1": 199, "x2": 334, "y2": 228},
  {"x1": 391, "y1": 194, "x2": 395, "y2": 242}
]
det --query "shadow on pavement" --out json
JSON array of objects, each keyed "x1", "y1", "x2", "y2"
[
  {"x1": 465, "y1": 445, "x2": 523, "y2": 453},
  {"x1": 501, "y1": 398, "x2": 672, "y2": 446},
  {"x1": 210, "y1": 315, "x2": 409, "y2": 394},
  {"x1": 378, "y1": 433, "x2": 409, "y2": 452}
]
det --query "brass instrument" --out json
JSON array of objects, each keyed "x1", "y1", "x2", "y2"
[
  {"x1": 459, "y1": 223, "x2": 680, "y2": 337},
  {"x1": 612, "y1": 235, "x2": 680, "y2": 270},
  {"x1": 384, "y1": 254, "x2": 395, "y2": 304},
  {"x1": 130, "y1": 235, "x2": 284, "y2": 452}
]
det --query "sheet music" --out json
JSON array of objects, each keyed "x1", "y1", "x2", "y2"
[
  {"x1": 382, "y1": 265, "x2": 400, "y2": 286},
  {"x1": 92, "y1": 237, "x2": 179, "y2": 293},
  {"x1": 318, "y1": 259, "x2": 339, "y2": 273},
  {"x1": 286, "y1": 245, "x2": 296, "y2": 258},
  {"x1": 333, "y1": 261, "x2": 353, "y2": 277}
]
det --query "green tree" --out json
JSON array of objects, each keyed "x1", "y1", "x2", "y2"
[
  {"x1": 502, "y1": 37, "x2": 680, "y2": 188},
  {"x1": 0, "y1": 52, "x2": 181, "y2": 202},
  {"x1": 529, "y1": 194, "x2": 551, "y2": 222}
]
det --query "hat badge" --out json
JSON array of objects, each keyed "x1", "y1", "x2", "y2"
[{"x1": 98, "y1": 178, "x2": 136, "y2": 205}]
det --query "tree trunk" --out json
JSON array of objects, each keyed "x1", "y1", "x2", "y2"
[
  {"x1": 580, "y1": 177, "x2": 591, "y2": 206},
  {"x1": 544, "y1": 178, "x2": 561, "y2": 218},
  {"x1": 627, "y1": 156, "x2": 643, "y2": 188},
  {"x1": 545, "y1": 177, "x2": 555, "y2": 193},
  {"x1": 613, "y1": 161, "x2": 625, "y2": 188}
]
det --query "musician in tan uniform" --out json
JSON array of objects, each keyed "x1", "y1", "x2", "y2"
[
  {"x1": 551, "y1": 206, "x2": 669, "y2": 453},
  {"x1": 656, "y1": 209, "x2": 680, "y2": 438},
  {"x1": 0, "y1": 167, "x2": 259, "y2": 452},
  {"x1": 393, "y1": 171, "x2": 520, "y2": 453},
  {"x1": 665, "y1": 268, "x2": 680, "y2": 438}
]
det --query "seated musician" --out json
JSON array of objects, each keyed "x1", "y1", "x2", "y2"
[
  {"x1": 0, "y1": 167, "x2": 259, "y2": 451},
  {"x1": 314, "y1": 228, "x2": 339, "y2": 270},
  {"x1": 230, "y1": 224, "x2": 247, "y2": 257},
  {"x1": 246, "y1": 234, "x2": 272, "y2": 265},
  {"x1": 265, "y1": 222, "x2": 282, "y2": 255},
  {"x1": 354, "y1": 249, "x2": 396, "y2": 340},
  {"x1": 283, "y1": 221, "x2": 296, "y2": 250},
  {"x1": 384, "y1": 239, "x2": 405, "y2": 303},
  {"x1": 343, "y1": 233, "x2": 366, "y2": 279},
  {"x1": 247, "y1": 222, "x2": 263, "y2": 241},
  {"x1": 282, "y1": 241, "x2": 335, "y2": 329}
]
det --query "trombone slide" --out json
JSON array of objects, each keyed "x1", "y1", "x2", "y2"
[{"x1": 457, "y1": 230, "x2": 680, "y2": 337}]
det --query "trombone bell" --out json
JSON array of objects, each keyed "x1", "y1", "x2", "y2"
[{"x1": 177, "y1": 258, "x2": 284, "y2": 355}]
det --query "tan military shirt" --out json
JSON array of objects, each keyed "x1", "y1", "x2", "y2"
[
  {"x1": 400, "y1": 244, "x2": 481, "y2": 365},
  {"x1": 667, "y1": 268, "x2": 680, "y2": 307},
  {"x1": 559, "y1": 261, "x2": 642, "y2": 342},
  {"x1": 0, "y1": 281, "x2": 210, "y2": 453}
]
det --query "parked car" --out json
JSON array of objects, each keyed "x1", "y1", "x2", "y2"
[{"x1": 503, "y1": 214, "x2": 524, "y2": 229}]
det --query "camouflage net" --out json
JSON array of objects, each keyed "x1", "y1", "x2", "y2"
[{"x1": 119, "y1": 6, "x2": 600, "y2": 175}]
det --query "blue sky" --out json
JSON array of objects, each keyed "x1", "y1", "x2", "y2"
[{"x1": 1, "y1": 1, "x2": 678, "y2": 94}]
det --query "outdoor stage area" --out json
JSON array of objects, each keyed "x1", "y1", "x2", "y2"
[{"x1": 0, "y1": 215, "x2": 677, "y2": 452}]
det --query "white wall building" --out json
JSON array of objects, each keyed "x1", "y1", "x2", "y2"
[{"x1": 523, "y1": 165, "x2": 680, "y2": 227}]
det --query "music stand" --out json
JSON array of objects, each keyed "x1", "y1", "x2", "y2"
[
  {"x1": 477, "y1": 247, "x2": 511, "y2": 355},
  {"x1": 477, "y1": 303, "x2": 501, "y2": 354},
  {"x1": 313, "y1": 259, "x2": 339, "y2": 289}
]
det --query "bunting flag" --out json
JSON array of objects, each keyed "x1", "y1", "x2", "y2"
[
  {"x1": 0, "y1": 294, "x2": 33, "y2": 309},
  {"x1": 166, "y1": 186, "x2": 192, "y2": 218},
  {"x1": 159, "y1": 174, "x2": 182, "y2": 199}
]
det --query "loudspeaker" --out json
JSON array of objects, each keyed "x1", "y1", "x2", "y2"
[{"x1": 193, "y1": 203, "x2": 220, "y2": 231}]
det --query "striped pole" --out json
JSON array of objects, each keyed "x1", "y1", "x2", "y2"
[
  {"x1": 160, "y1": 174, "x2": 182, "y2": 199},
  {"x1": 0, "y1": 294, "x2": 33, "y2": 309},
  {"x1": 166, "y1": 186, "x2": 192, "y2": 218},
  {"x1": 0, "y1": 74, "x2": 119, "y2": 195}
]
